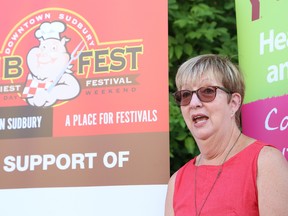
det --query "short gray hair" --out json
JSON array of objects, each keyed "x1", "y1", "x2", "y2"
[{"x1": 175, "y1": 54, "x2": 245, "y2": 128}]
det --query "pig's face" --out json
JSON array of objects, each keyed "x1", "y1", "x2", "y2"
[{"x1": 27, "y1": 38, "x2": 70, "y2": 80}]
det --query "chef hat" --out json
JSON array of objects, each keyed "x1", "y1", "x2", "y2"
[{"x1": 35, "y1": 21, "x2": 66, "y2": 40}]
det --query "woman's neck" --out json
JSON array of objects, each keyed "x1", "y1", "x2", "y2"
[{"x1": 196, "y1": 129, "x2": 242, "y2": 166}]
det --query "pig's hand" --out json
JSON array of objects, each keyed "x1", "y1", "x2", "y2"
[{"x1": 29, "y1": 89, "x2": 56, "y2": 107}]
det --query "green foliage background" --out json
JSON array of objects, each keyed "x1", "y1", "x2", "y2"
[{"x1": 168, "y1": 0, "x2": 238, "y2": 174}]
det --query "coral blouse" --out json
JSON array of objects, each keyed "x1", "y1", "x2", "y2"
[{"x1": 173, "y1": 141, "x2": 267, "y2": 216}]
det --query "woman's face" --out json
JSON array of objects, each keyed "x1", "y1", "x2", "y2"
[{"x1": 180, "y1": 73, "x2": 233, "y2": 141}]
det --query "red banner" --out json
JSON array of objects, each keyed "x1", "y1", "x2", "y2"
[{"x1": 0, "y1": 1, "x2": 169, "y2": 215}]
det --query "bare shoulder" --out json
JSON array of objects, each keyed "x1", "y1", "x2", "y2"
[
  {"x1": 258, "y1": 145, "x2": 288, "y2": 170},
  {"x1": 168, "y1": 171, "x2": 178, "y2": 185},
  {"x1": 257, "y1": 145, "x2": 288, "y2": 216},
  {"x1": 164, "y1": 171, "x2": 178, "y2": 216},
  {"x1": 257, "y1": 145, "x2": 288, "y2": 178},
  {"x1": 166, "y1": 171, "x2": 178, "y2": 200}
]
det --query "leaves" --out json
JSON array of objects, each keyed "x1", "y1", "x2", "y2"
[{"x1": 168, "y1": 0, "x2": 238, "y2": 174}]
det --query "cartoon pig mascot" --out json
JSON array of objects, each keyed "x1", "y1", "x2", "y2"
[{"x1": 23, "y1": 21, "x2": 81, "y2": 107}]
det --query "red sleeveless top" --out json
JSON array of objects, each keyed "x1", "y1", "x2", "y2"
[{"x1": 174, "y1": 141, "x2": 267, "y2": 216}]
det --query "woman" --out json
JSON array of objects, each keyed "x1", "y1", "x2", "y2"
[{"x1": 165, "y1": 54, "x2": 288, "y2": 216}]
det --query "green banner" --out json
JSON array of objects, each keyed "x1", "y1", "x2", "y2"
[
  {"x1": 236, "y1": 0, "x2": 288, "y2": 159},
  {"x1": 236, "y1": 0, "x2": 288, "y2": 104}
]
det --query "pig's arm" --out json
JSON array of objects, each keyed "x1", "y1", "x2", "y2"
[{"x1": 48, "y1": 73, "x2": 80, "y2": 100}]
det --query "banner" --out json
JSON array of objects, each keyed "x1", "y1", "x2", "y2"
[
  {"x1": 0, "y1": 1, "x2": 169, "y2": 215},
  {"x1": 235, "y1": 0, "x2": 288, "y2": 159}
]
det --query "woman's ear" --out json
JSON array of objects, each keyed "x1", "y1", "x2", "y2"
[{"x1": 230, "y1": 93, "x2": 242, "y2": 116}]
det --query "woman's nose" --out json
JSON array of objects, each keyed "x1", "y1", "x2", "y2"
[{"x1": 189, "y1": 93, "x2": 202, "y2": 108}]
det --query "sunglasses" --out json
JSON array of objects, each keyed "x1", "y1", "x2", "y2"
[{"x1": 173, "y1": 86, "x2": 232, "y2": 106}]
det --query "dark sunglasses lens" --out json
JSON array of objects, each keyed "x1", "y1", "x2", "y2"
[
  {"x1": 198, "y1": 87, "x2": 216, "y2": 102},
  {"x1": 174, "y1": 92, "x2": 182, "y2": 105},
  {"x1": 174, "y1": 90, "x2": 192, "y2": 105}
]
